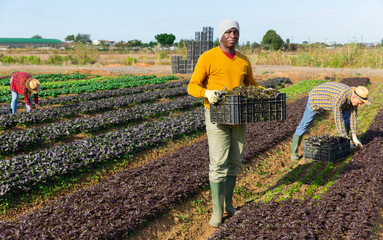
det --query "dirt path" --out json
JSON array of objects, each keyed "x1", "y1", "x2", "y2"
[{"x1": 2, "y1": 64, "x2": 383, "y2": 81}]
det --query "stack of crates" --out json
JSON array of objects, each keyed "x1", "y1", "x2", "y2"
[
  {"x1": 186, "y1": 41, "x2": 197, "y2": 74},
  {"x1": 171, "y1": 56, "x2": 186, "y2": 74},
  {"x1": 172, "y1": 27, "x2": 213, "y2": 74},
  {"x1": 202, "y1": 27, "x2": 213, "y2": 52}
]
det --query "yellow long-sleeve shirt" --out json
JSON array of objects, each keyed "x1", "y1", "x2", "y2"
[{"x1": 187, "y1": 46, "x2": 260, "y2": 109}]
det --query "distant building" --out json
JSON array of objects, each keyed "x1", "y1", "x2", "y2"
[
  {"x1": 92, "y1": 40, "x2": 101, "y2": 45},
  {"x1": 0, "y1": 38, "x2": 63, "y2": 49},
  {"x1": 92, "y1": 40, "x2": 114, "y2": 46},
  {"x1": 363, "y1": 42, "x2": 381, "y2": 47}
]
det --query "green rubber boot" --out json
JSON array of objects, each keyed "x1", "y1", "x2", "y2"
[
  {"x1": 225, "y1": 175, "x2": 239, "y2": 216},
  {"x1": 290, "y1": 134, "x2": 303, "y2": 161},
  {"x1": 209, "y1": 181, "x2": 225, "y2": 228}
]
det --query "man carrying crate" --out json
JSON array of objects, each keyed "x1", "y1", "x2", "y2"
[
  {"x1": 187, "y1": 19, "x2": 262, "y2": 227},
  {"x1": 291, "y1": 82, "x2": 371, "y2": 161}
]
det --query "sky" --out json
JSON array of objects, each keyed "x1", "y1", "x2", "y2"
[{"x1": 1, "y1": 0, "x2": 383, "y2": 45}]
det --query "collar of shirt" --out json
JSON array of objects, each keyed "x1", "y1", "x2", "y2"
[{"x1": 222, "y1": 50, "x2": 236, "y2": 59}]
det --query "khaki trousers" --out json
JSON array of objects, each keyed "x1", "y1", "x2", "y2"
[{"x1": 205, "y1": 109, "x2": 246, "y2": 182}]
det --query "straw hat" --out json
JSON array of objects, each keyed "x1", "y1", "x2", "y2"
[
  {"x1": 25, "y1": 78, "x2": 41, "y2": 94},
  {"x1": 351, "y1": 86, "x2": 371, "y2": 105}
]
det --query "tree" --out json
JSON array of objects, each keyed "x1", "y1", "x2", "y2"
[
  {"x1": 155, "y1": 33, "x2": 176, "y2": 47},
  {"x1": 262, "y1": 30, "x2": 284, "y2": 50},
  {"x1": 75, "y1": 33, "x2": 91, "y2": 44},
  {"x1": 114, "y1": 41, "x2": 125, "y2": 48},
  {"x1": 251, "y1": 41, "x2": 260, "y2": 49},
  {"x1": 65, "y1": 35, "x2": 75, "y2": 42},
  {"x1": 125, "y1": 39, "x2": 142, "y2": 48},
  {"x1": 177, "y1": 39, "x2": 189, "y2": 48},
  {"x1": 144, "y1": 41, "x2": 157, "y2": 48},
  {"x1": 32, "y1": 35, "x2": 42, "y2": 39},
  {"x1": 213, "y1": 38, "x2": 220, "y2": 47},
  {"x1": 65, "y1": 33, "x2": 91, "y2": 44}
]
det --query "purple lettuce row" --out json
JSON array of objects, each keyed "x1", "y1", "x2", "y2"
[
  {"x1": 243, "y1": 97, "x2": 307, "y2": 163},
  {"x1": 0, "y1": 98, "x2": 310, "y2": 239},
  {"x1": 209, "y1": 109, "x2": 383, "y2": 239},
  {"x1": 16, "y1": 79, "x2": 188, "y2": 108},
  {"x1": 0, "y1": 140, "x2": 210, "y2": 239},
  {"x1": 0, "y1": 96, "x2": 202, "y2": 155},
  {"x1": 210, "y1": 139, "x2": 383, "y2": 239},
  {"x1": 340, "y1": 77, "x2": 370, "y2": 87},
  {"x1": 0, "y1": 85, "x2": 188, "y2": 128},
  {"x1": 0, "y1": 108, "x2": 205, "y2": 198}
]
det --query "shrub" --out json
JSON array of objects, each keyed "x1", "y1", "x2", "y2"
[
  {"x1": 47, "y1": 54, "x2": 65, "y2": 65},
  {"x1": 78, "y1": 55, "x2": 96, "y2": 65},
  {"x1": 18, "y1": 56, "x2": 28, "y2": 64},
  {"x1": 71, "y1": 44, "x2": 98, "y2": 65},
  {"x1": 27, "y1": 56, "x2": 41, "y2": 65},
  {"x1": 0, "y1": 56, "x2": 16, "y2": 64},
  {"x1": 123, "y1": 57, "x2": 138, "y2": 66},
  {"x1": 156, "y1": 50, "x2": 167, "y2": 60}
]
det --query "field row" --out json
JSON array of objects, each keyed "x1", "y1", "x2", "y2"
[
  {"x1": 209, "y1": 79, "x2": 381, "y2": 239},
  {"x1": 0, "y1": 96, "x2": 202, "y2": 156},
  {"x1": 210, "y1": 104, "x2": 383, "y2": 239},
  {"x1": 0, "y1": 84, "x2": 188, "y2": 128},
  {"x1": 0, "y1": 74, "x2": 179, "y2": 102}
]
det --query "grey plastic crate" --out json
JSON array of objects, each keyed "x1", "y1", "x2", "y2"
[
  {"x1": 210, "y1": 93, "x2": 286, "y2": 125},
  {"x1": 303, "y1": 139, "x2": 350, "y2": 162}
]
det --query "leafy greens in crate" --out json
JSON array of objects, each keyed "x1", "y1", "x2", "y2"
[{"x1": 224, "y1": 85, "x2": 280, "y2": 99}]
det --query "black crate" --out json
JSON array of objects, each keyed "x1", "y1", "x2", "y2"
[
  {"x1": 210, "y1": 93, "x2": 286, "y2": 125},
  {"x1": 303, "y1": 139, "x2": 350, "y2": 162},
  {"x1": 0, "y1": 108, "x2": 12, "y2": 115}
]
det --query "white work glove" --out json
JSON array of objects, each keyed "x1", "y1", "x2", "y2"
[
  {"x1": 205, "y1": 90, "x2": 220, "y2": 104},
  {"x1": 349, "y1": 141, "x2": 354, "y2": 150},
  {"x1": 352, "y1": 135, "x2": 363, "y2": 148}
]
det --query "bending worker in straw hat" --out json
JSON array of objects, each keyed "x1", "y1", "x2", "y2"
[
  {"x1": 188, "y1": 19, "x2": 261, "y2": 227},
  {"x1": 10, "y1": 72, "x2": 41, "y2": 114},
  {"x1": 291, "y1": 82, "x2": 371, "y2": 161}
]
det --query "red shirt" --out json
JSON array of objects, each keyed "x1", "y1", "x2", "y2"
[
  {"x1": 10, "y1": 72, "x2": 38, "y2": 106},
  {"x1": 222, "y1": 50, "x2": 236, "y2": 59}
]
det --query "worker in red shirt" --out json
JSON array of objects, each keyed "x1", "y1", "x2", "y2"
[{"x1": 10, "y1": 72, "x2": 40, "y2": 114}]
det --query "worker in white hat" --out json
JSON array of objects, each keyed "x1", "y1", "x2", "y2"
[
  {"x1": 10, "y1": 72, "x2": 41, "y2": 114},
  {"x1": 291, "y1": 82, "x2": 371, "y2": 161},
  {"x1": 188, "y1": 19, "x2": 262, "y2": 227}
]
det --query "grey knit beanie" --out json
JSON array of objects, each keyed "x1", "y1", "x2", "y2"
[{"x1": 218, "y1": 19, "x2": 240, "y2": 42}]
